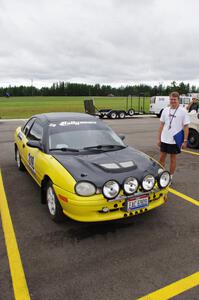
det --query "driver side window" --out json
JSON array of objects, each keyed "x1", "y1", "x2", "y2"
[
  {"x1": 23, "y1": 118, "x2": 35, "y2": 136},
  {"x1": 27, "y1": 120, "x2": 43, "y2": 141}
]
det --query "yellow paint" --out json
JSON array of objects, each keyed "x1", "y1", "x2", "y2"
[
  {"x1": 138, "y1": 272, "x2": 199, "y2": 300},
  {"x1": 182, "y1": 149, "x2": 199, "y2": 156},
  {"x1": 169, "y1": 187, "x2": 199, "y2": 207},
  {"x1": 0, "y1": 170, "x2": 31, "y2": 300}
]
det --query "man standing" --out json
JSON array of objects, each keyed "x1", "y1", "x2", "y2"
[{"x1": 157, "y1": 91, "x2": 190, "y2": 181}]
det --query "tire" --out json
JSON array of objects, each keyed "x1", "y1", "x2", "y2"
[
  {"x1": 109, "y1": 111, "x2": 117, "y2": 119},
  {"x1": 46, "y1": 182, "x2": 65, "y2": 222},
  {"x1": 188, "y1": 129, "x2": 199, "y2": 149},
  {"x1": 118, "y1": 111, "x2": 125, "y2": 119},
  {"x1": 128, "y1": 109, "x2": 135, "y2": 116},
  {"x1": 15, "y1": 147, "x2": 25, "y2": 171}
]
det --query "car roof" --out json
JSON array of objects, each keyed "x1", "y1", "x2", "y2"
[{"x1": 33, "y1": 112, "x2": 97, "y2": 123}]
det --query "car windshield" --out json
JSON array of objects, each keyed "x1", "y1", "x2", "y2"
[{"x1": 48, "y1": 121, "x2": 125, "y2": 151}]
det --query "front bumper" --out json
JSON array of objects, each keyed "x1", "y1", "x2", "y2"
[{"x1": 53, "y1": 185, "x2": 169, "y2": 222}]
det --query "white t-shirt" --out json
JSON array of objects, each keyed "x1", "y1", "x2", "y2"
[{"x1": 160, "y1": 106, "x2": 190, "y2": 144}]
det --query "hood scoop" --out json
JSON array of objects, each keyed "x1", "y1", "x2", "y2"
[{"x1": 97, "y1": 160, "x2": 136, "y2": 173}]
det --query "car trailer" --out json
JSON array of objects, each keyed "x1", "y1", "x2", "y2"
[{"x1": 84, "y1": 95, "x2": 147, "y2": 119}]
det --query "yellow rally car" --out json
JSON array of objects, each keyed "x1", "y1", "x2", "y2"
[{"x1": 14, "y1": 112, "x2": 170, "y2": 222}]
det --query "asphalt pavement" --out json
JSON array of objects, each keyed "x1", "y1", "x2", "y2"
[{"x1": 0, "y1": 117, "x2": 198, "y2": 300}]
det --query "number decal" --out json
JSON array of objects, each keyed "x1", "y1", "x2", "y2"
[{"x1": 28, "y1": 153, "x2": 36, "y2": 174}]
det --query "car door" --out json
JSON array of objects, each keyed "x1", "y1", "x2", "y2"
[{"x1": 26, "y1": 119, "x2": 44, "y2": 185}]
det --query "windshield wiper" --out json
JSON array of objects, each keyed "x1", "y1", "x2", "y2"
[
  {"x1": 83, "y1": 144, "x2": 126, "y2": 150},
  {"x1": 49, "y1": 147, "x2": 79, "y2": 152}
]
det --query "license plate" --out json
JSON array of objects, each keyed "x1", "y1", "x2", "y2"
[{"x1": 126, "y1": 195, "x2": 149, "y2": 211}]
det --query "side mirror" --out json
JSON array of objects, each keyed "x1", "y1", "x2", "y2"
[
  {"x1": 119, "y1": 134, "x2": 125, "y2": 141},
  {"x1": 27, "y1": 140, "x2": 43, "y2": 151}
]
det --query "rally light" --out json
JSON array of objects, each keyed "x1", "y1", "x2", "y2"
[
  {"x1": 142, "y1": 174, "x2": 155, "y2": 191},
  {"x1": 123, "y1": 177, "x2": 138, "y2": 195},
  {"x1": 158, "y1": 171, "x2": 171, "y2": 188},
  {"x1": 102, "y1": 180, "x2": 120, "y2": 199},
  {"x1": 75, "y1": 181, "x2": 96, "y2": 196}
]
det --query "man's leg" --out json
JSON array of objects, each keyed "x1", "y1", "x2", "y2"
[
  {"x1": 159, "y1": 151, "x2": 167, "y2": 167},
  {"x1": 170, "y1": 154, "x2": 177, "y2": 175}
]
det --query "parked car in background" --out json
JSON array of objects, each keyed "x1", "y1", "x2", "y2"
[{"x1": 188, "y1": 111, "x2": 199, "y2": 148}]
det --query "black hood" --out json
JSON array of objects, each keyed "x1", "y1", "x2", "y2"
[{"x1": 53, "y1": 147, "x2": 160, "y2": 187}]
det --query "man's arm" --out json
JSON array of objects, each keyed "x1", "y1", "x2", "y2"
[
  {"x1": 182, "y1": 125, "x2": 189, "y2": 149},
  {"x1": 157, "y1": 122, "x2": 164, "y2": 147}
]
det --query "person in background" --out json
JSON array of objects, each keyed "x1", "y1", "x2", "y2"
[
  {"x1": 187, "y1": 97, "x2": 199, "y2": 112},
  {"x1": 157, "y1": 91, "x2": 190, "y2": 182}
]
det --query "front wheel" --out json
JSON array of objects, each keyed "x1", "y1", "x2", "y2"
[
  {"x1": 46, "y1": 182, "x2": 65, "y2": 222},
  {"x1": 188, "y1": 130, "x2": 199, "y2": 148},
  {"x1": 15, "y1": 147, "x2": 25, "y2": 171}
]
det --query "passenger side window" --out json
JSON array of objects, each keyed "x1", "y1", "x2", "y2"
[
  {"x1": 23, "y1": 118, "x2": 35, "y2": 136},
  {"x1": 27, "y1": 120, "x2": 43, "y2": 141}
]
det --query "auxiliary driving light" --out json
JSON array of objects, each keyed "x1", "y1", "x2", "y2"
[
  {"x1": 158, "y1": 171, "x2": 170, "y2": 188},
  {"x1": 123, "y1": 177, "x2": 138, "y2": 194},
  {"x1": 102, "y1": 180, "x2": 120, "y2": 199},
  {"x1": 142, "y1": 174, "x2": 155, "y2": 191}
]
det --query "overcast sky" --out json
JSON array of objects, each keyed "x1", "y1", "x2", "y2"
[{"x1": 0, "y1": 0, "x2": 199, "y2": 87}]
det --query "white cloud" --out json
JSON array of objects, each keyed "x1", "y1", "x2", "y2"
[{"x1": 0, "y1": 0, "x2": 199, "y2": 87}]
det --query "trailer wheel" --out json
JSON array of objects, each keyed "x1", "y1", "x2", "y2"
[
  {"x1": 109, "y1": 111, "x2": 117, "y2": 119},
  {"x1": 188, "y1": 129, "x2": 199, "y2": 149},
  {"x1": 118, "y1": 111, "x2": 125, "y2": 119},
  {"x1": 128, "y1": 109, "x2": 135, "y2": 116}
]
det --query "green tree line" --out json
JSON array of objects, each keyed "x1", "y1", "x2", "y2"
[{"x1": 0, "y1": 81, "x2": 198, "y2": 97}]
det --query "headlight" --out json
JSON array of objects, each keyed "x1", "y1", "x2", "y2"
[
  {"x1": 142, "y1": 174, "x2": 155, "y2": 191},
  {"x1": 75, "y1": 181, "x2": 96, "y2": 196},
  {"x1": 158, "y1": 171, "x2": 170, "y2": 188},
  {"x1": 123, "y1": 177, "x2": 138, "y2": 194},
  {"x1": 103, "y1": 180, "x2": 120, "y2": 199}
]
